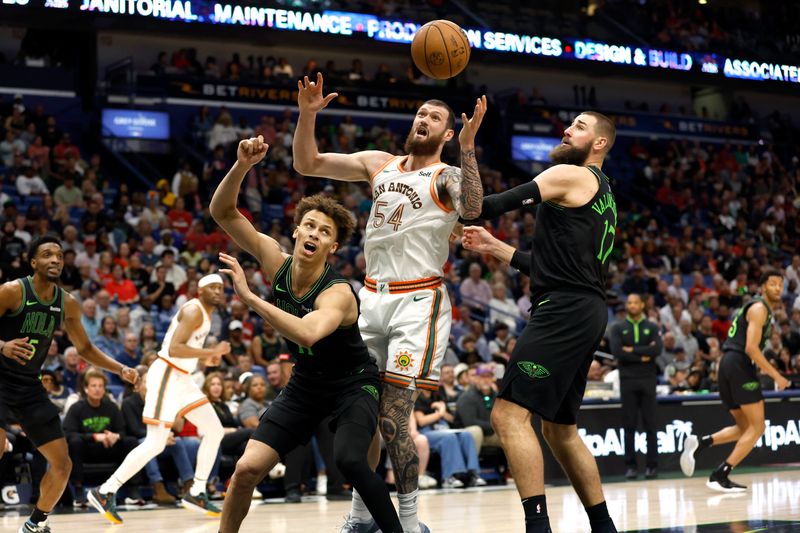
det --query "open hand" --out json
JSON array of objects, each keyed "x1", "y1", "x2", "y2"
[
  {"x1": 297, "y1": 72, "x2": 338, "y2": 113},
  {"x1": 237, "y1": 135, "x2": 269, "y2": 167},
  {"x1": 458, "y1": 95, "x2": 487, "y2": 148},
  {"x1": 1, "y1": 337, "x2": 35, "y2": 365},
  {"x1": 219, "y1": 253, "x2": 252, "y2": 301}
]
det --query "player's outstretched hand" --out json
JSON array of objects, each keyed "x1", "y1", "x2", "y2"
[
  {"x1": 459, "y1": 95, "x2": 487, "y2": 148},
  {"x1": 297, "y1": 72, "x2": 338, "y2": 113},
  {"x1": 120, "y1": 365, "x2": 139, "y2": 385},
  {"x1": 237, "y1": 135, "x2": 269, "y2": 167},
  {"x1": 1, "y1": 336, "x2": 35, "y2": 365},
  {"x1": 219, "y1": 253, "x2": 253, "y2": 301},
  {"x1": 462, "y1": 225, "x2": 497, "y2": 254}
]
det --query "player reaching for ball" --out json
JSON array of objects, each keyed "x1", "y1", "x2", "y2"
[{"x1": 293, "y1": 72, "x2": 486, "y2": 533}]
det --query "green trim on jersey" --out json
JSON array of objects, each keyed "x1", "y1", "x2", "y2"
[{"x1": 27, "y1": 276, "x2": 59, "y2": 306}]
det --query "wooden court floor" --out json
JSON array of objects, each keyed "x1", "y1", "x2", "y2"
[{"x1": 2, "y1": 470, "x2": 799, "y2": 532}]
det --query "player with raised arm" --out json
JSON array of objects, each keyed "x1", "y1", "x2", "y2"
[
  {"x1": 461, "y1": 112, "x2": 619, "y2": 533},
  {"x1": 211, "y1": 137, "x2": 403, "y2": 533},
  {"x1": 0, "y1": 236, "x2": 138, "y2": 533},
  {"x1": 293, "y1": 72, "x2": 486, "y2": 533}
]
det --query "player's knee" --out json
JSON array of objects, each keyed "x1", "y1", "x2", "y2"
[
  {"x1": 233, "y1": 459, "x2": 262, "y2": 487},
  {"x1": 334, "y1": 447, "x2": 362, "y2": 477},
  {"x1": 55, "y1": 455, "x2": 73, "y2": 477},
  {"x1": 491, "y1": 406, "x2": 512, "y2": 436}
]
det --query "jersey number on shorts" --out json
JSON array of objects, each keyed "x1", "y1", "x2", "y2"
[{"x1": 373, "y1": 201, "x2": 405, "y2": 231}]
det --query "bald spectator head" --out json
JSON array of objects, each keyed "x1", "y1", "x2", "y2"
[{"x1": 82, "y1": 298, "x2": 96, "y2": 318}]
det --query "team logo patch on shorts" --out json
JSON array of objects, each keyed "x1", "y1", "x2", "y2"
[
  {"x1": 361, "y1": 385, "x2": 380, "y2": 402},
  {"x1": 742, "y1": 381, "x2": 760, "y2": 391},
  {"x1": 517, "y1": 361, "x2": 550, "y2": 379},
  {"x1": 394, "y1": 350, "x2": 415, "y2": 372}
]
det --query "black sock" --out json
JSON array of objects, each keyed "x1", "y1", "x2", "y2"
[
  {"x1": 29, "y1": 507, "x2": 48, "y2": 524},
  {"x1": 713, "y1": 461, "x2": 732, "y2": 478},
  {"x1": 586, "y1": 501, "x2": 617, "y2": 532},
  {"x1": 698, "y1": 435, "x2": 713, "y2": 451},
  {"x1": 522, "y1": 495, "x2": 551, "y2": 532}
]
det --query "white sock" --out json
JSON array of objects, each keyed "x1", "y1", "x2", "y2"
[
  {"x1": 349, "y1": 490, "x2": 372, "y2": 522},
  {"x1": 398, "y1": 489, "x2": 420, "y2": 533},
  {"x1": 99, "y1": 476, "x2": 123, "y2": 495},
  {"x1": 189, "y1": 477, "x2": 207, "y2": 497},
  {"x1": 186, "y1": 405, "x2": 224, "y2": 497}
]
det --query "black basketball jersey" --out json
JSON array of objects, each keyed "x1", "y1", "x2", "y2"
[
  {"x1": 271, "y1": 257, "x2": 371, "y2": 378},
  {"x1": 723, "y1": 297, "x2": 772, "y2": 357},
  {"x1": 529, "y1": 165, "x2": 616, "y2": 300},
  {"x1": 0, "y1": 276, "x2": 65, "y2": 385}
]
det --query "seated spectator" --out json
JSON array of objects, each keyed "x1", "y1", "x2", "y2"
[
  {"x1": 117, "y1": 332, "x2": 143, "y2": 369},
  {"x1": 455, "y1": 365, "x2": 502, "y2": 452},
  {"x1": 780, "y1": 320, "x2": 800, "y2": 356},
  {"x1": 122, "y1": 367, "x2": 194, "y2": 503},
  {"x1": 413, "y1": 389, "x2": 484, "y2": 488},
  {"x1": 777, "y1": 348, "x2": 797, "y2": 375},
  {"x1": 151, "y1": 249, "x2": 187, "y2": 288},
  {"x1": 95, "y1": 316, "x2": 125, "y2": 382},
  {"x1": 53, "y1": 174, "x2": 83, "y2": 208},
  {"x1": 63, "y1": 368, "x2": 141, "y2": 506},
  {"x1": 237, "y1": 374, "x2": 269, "y2": 428},
  {"x1": 40, "y1": 369, "x2": 71, "y2": 416},
  {"x1": 251, "y1": 323, "x2": 288, "y2": 367},
  {"x1": 143, "y1": 265, "x2": 176, "y2": 309},
  {"x1": 203, "y1": 373, "x2": 253, "y2": 484},
  {"x1": 104, "y1": 264, "x2": 139, "y2": 305},
  {"x1": 0, "y1": 129, "x2": 25, "y2": 166},
  {"x1": 226, "y1": 320, "x2": 249, "y2": 365},
  {"x1": 664, "y1": 347, "x2": 691, "y2": 390},
  {"x1": 459, "y1": 262, "x2": 492, "y2": 317},
  {"x1": 16, "y1": 165, "x2": 48, "y2": 196},
  {"x1": 236, "y1": 353, "x2": 266, "y2": 379},
  {"x1": 438, "y1": 364, "x2": 463, "y2": 415},
  {"x1": 488, "y1": 282, "x2": 522, "y2": 332},
  {"x1": 488, "y1": 322, "x2": 515, "y2": 364}
]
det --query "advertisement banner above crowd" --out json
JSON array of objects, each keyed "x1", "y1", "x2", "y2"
[
  {"x1": 512, "y1": 107, "x2": 756, "y2": 143},
  {"x1": 2, "y1": 0, "x2": 798, "y2": 86}
]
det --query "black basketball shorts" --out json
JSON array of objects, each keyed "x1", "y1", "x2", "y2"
[
  {"x1": 0, "y1": 379, "x2": 64, "y2": 448},
  {"x1": 252, "y1": 362, "x2": 381, "y2": 457},
  {"x1": 718, "y1": 351, "x2": 763, "y2": 410},
  {"x1": 498, "y1": 289, "x2": 608, "y2": 425}
]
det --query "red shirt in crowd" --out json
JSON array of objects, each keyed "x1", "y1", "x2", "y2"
[{"x1": 104, "y1": 278, "x2": 139, "y2": 304}]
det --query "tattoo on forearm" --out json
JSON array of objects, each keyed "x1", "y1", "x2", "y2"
[
  {"x1": 459, "y1": 149, "x2": 483, "y2": 219},
  {"x1": 379, "y1": 384, "x2": 419, "y2": 494}
]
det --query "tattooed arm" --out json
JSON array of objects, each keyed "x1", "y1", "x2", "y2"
[
  {"x1": 379, "y1": 384, "x2": 419, "y2": 494},
  {"x1": 437, "y1": 95, "x2": 487, "y2": 220}
]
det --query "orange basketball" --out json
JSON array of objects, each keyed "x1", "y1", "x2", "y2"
[{"x1": 411, "y1": 20, "x2": 471, "y2": 80}]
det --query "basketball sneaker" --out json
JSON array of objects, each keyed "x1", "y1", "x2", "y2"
[
  {"x1": 88, "y1": 488, "x2": 123, "y2": 524},
  {"x1": 339, "y1": 515, "x2": 380, "y2": 533},
  {"x1": 181, "y1": 492, "x2": 221, "y2": 517},
  {"x1": 18, "y1": 519, "x2": 51, "y2": 533},
  {"x1": 706, "y1": 470, "x2": 746, "y2": 493},
  {"x1": 680, "y1": 435, "x2": 698, "y2": 477}
]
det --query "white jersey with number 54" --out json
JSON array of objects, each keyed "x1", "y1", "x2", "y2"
[{"x1": 365, "y1": 156, "x2": 459, "y2": 282}]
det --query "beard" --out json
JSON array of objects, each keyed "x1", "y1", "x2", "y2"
[
  {"x1": 45, "y1": 272, "x2": 61, "y2": 283},
  {"x1": 549, "y1": 141, "x2": 591, "y2": 165},
  {"x1": 404, "y1": 128, "x2": 445, "y2": 156}
]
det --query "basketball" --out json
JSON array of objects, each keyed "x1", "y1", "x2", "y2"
[{"x1": 411, "y1": 20, "x2": 471, "y2": 79}]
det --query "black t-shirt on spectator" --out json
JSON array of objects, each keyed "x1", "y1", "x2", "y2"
[
  {"x1": 63, "y1": 397, "x2": 127, "y2": 441},
  {"x1": 145, "y1": 280, "x2": 175, "y2": 305},
  {"x1": 128, "y1": 266, "x2": 150, "y2": 291},
  {"x1": 211, "y1": 400, "x2": 238, "y2": 428},
  {"x1": 60, "y1": 264, "x2": 82, "y2": 290},
  {"x1": 121, "y1": 393, "x2": 147, "y2": 439}
]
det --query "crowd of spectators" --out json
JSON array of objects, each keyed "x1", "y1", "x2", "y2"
[{"x1": 1, "y1": 63, "x2": 800, "y2": 507}]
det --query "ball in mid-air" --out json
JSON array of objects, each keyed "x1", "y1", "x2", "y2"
[{"x1": 411, "y1": 20, "x2": 471, "y2": 80}]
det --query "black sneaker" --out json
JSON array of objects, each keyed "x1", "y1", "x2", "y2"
[
  {"x1": 706, "y1": 471, "x2": 746, "y2": 493},
  {"x1": 625, "y1": 468, "x2": 637, "y2": 480},
  {"x1": 285, "y1": 487, "x2": 302, "y2": 503},
  {"x1": 326, "y1": 489, "x2": 353, "y2": 501},
  {"x1": 645, "y1": 467, "x2": 658, "y2": 479}
]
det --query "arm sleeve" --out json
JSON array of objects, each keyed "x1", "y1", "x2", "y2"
[
  {"x1": 510, "y1": 251, "x2": 531, "y2": 276},
  {"x1": 480, "y1": 181, "x2": 542, "y2": 220}
]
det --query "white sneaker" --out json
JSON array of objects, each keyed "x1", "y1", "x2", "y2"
[
  {"x1": 418, "y1": 474, "x2": 437, "y2": 489},
  {"x1": 269, "y1": 462, "x2": 286, "y2": 479},
  {"x1": 442, "y1": 476, "x2": 464, "y2": 489},
  {"x1": 252, "y1": 488, "x2": 263, "y2": 499},
  {"x1": 317, "y1": 474, "x2": 327, "y2": 495},
  {"x1": 680, "y1": 435, "x2": 698, "y2": 477}
]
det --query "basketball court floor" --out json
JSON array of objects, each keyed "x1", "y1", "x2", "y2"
[{"x1": 2, "y1": 469, "x2": 798, "y2": 532}]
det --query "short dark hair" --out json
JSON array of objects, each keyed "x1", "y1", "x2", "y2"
[
  {"x1": 161, "y1": 249, "x2": 175, "y2": 258},
  {"x1": 581, "y1": 111, "x2": 616, "y2": 154},
  {"x1": 28, "y1": 236, "x2": 62, "y2": 266},
  {"x1": 422, "y1": 99, "x2": 455, "y2": 130},
  {"x1": 759, "y1": 269, "x2": 782, "y2": 285},
  {"x1": 294, "y1": 194, "x2": 355, "y2": 245}
]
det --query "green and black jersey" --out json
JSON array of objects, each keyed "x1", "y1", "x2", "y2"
[
  {"x1": 723, "y1": 297, "x2": 772, "y2": 359},
  {"x1": 271, "y1": 257, "x2": 371, "y2": 378},
  {"x1": 529, "y1": 165, "x2": 616, "y2": 300},
  {"x1": 0, "y1": 276, "x2": 65, "y2": 386}
]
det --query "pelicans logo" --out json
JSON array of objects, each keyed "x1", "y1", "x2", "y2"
[{"x1": 394, "y1": 350, "x2": 415, "y2": 372}]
